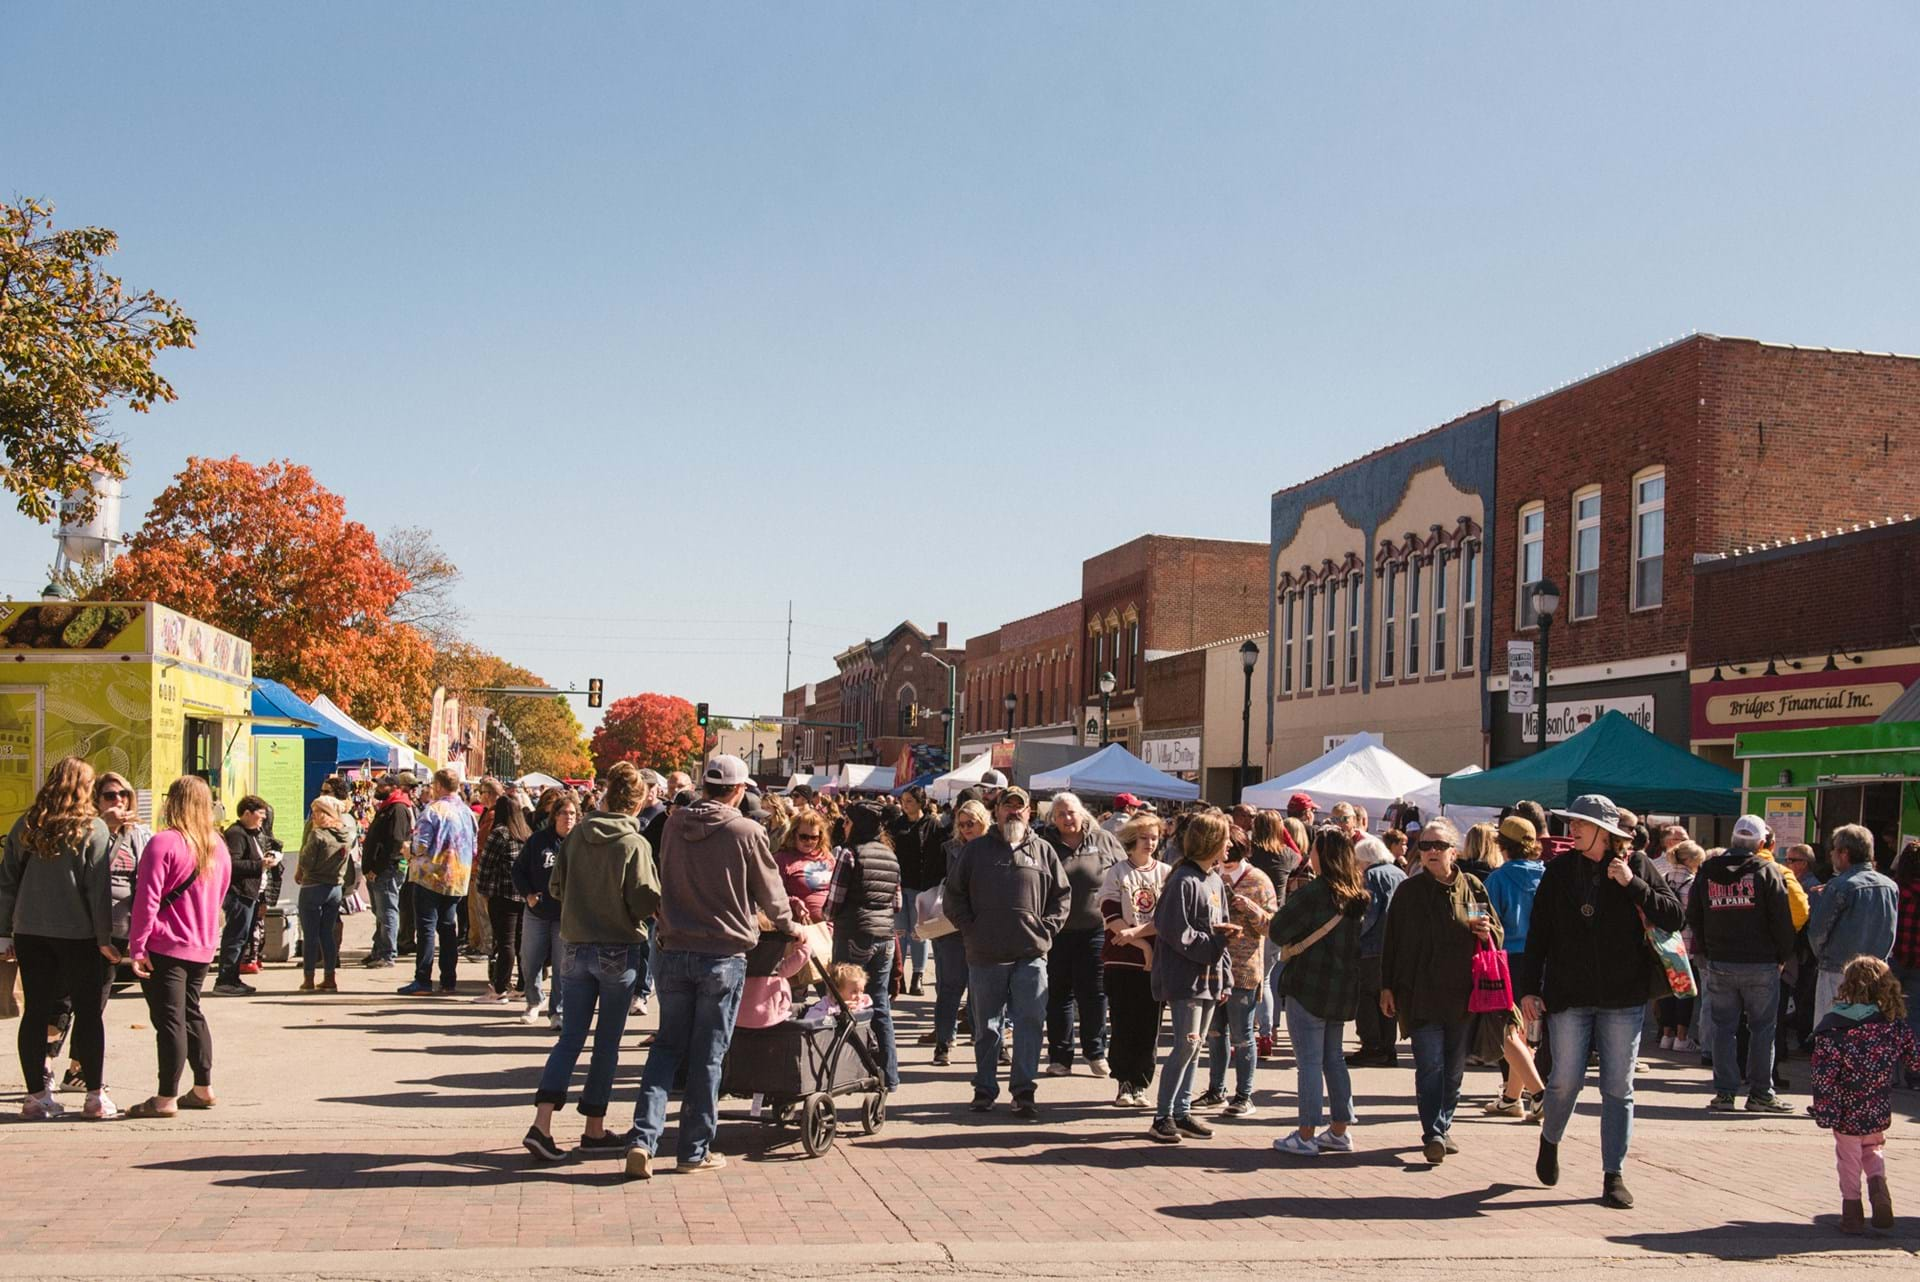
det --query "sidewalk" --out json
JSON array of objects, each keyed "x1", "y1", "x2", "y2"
[{"x1": 3, "y1": 915, "x2": 1916, "y2": 1275}]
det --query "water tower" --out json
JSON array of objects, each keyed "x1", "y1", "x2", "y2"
[{"x1": 48, "y1": 469, "x2": 126, "y2": 591}]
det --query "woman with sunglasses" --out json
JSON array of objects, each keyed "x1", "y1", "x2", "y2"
[
  {"x1": 0, "y1": 757, "x2": 118, "y2": 1120},
  {"x1": 1379, "y1": 815, "x2": 1501, "y2": 1166},
  {"x1": 777, "y1": 812, "x2": 837, "y2": 926}
]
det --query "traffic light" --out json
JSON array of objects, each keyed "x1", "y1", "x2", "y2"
[
  {"x1": 695, "y1": 701, "x2": 709, "y2": 728},
  {"x1": 587, "y1": 678, "x2": 603, "y2": 709}
]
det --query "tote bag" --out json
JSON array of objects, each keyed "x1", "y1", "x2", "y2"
[{"x1": 1468, "y1": 937, "x2": 1514, "y2": 1014}]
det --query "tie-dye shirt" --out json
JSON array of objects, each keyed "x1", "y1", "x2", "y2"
[{"x1": 408, "y1": 794, "x2": 478, "y2": 898}]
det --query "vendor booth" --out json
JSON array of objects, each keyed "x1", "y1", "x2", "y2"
[
  {"x1": 830, "y1": 763, "x2": 897, "y2": 794},
  {"x1": 1402, "y1": 766, "x2": 1503, "y2": 832},
  {"x1": 1441, "y1": 710, "x2": 1741, "y2": 815},
  {"x1": 0, "y1": 600, "x2": 258, "y2": 831},
  {"x1": 250, "y1": 678, "x2": 389, "y2": 822},
  {"x1": 1242, "y1": 733, "x2": 1435, "y2": 821},
  {"x1": 1029, "y1": 743, "x2": 1200, "y2": 802},
  {"x1": 1734, "y1": 715, "x2": 1920, "y2": 862},
  {"x1": 928, "y1": 751, "x2": 997, "y2": 802}
]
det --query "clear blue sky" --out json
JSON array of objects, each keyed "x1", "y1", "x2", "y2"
[{"x1": 5, "y1": 3, "x2": 1918, "y2": 729}]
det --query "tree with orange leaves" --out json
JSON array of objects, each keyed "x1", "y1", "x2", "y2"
[
  {"x1": 103, "y1": 455, "x2": 434, "y2": 725},
  {"x1": 591, "y1": 693, "x2": 702, "y2": 776}
]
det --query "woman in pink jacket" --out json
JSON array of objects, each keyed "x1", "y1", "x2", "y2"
[{"x1": 125, "y1": 775, "x2": 233, "y2": 1119}]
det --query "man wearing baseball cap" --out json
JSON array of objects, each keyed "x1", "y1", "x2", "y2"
[
  {"x1": 1287, "y1": 793, "x2": 1317, "y2": 825},
  {"x1": 1688, "y1": 814, "x2": 1801, "y2": 1117},
  {"x1": 625, "y1": 755, "x2": 795, "y2": 1179}
]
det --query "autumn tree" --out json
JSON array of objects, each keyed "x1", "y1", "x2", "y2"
[
  {"x1": 431, "y1": 642, "x2": 591, "y2": 778},
  {"x1": 103, "y1": 455, "x2": 433, "y2": 725},
  {"x1": 1, "y1": 199, "x2": 197, "y2": 522},
  {"x1": 382, "y1": 525, "x2": 465, "y2": 648},
  {"x1": 590, "y1": 693, "x2": 701, "y2": 776}
]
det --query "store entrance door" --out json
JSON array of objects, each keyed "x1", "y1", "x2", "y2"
[{"x1": 0, "y1": 687, "x2": 46, "y2": 832}]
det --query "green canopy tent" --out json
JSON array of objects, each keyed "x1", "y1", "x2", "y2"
[{"x1": 1441, "y1": 710, "x2": 1741, "y2": 815}]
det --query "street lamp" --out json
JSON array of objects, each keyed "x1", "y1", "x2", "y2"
[
  {"x1": 1098, "y1": 670, "x2": 1116, "y2": 746},
  {"x1": 1530, "y1": 578, "x2": 1561, "y2": 754},
  {"x1": 1003, "y1": 691, "x2": 1017, "y2": 740},
  {"x1": 916, "y1": 651, "x2": 960, "y2": 771},
  {"x1": 1238, "y1": 638, "x2": 1259, "y2": 798}
]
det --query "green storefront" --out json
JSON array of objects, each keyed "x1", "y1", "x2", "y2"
[{"x1": 1734, "y1": 721, "x2": 1920, "y2": 861}]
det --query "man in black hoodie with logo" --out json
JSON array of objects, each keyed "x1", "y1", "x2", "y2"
[
  {"x1": 361, "y1": 775, "x2": 417, "y2": 968},
  {"x1": 1687, "y1": 814, "x2": 1798, "y2": 1115}
]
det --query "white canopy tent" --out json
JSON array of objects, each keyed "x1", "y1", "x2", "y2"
[
  {"x1": 1029, "y1": 744, "x2": 1200, "y2": 802},
  {"x1": 929, "y1": 751, "x2": 999, "y2": 803},
  {"x1": 1241, "y1": 733, "x2": 1435, "y2": 822},
  {"x1": 1403, "y1": 766, "x2": 1502, "y2": 830},
  {"x1": 830, "y1": 763, "x2": 897, "y2": 793},
  {"x1": 517, "y1": 771, "x2": 565, "y2": 792}
]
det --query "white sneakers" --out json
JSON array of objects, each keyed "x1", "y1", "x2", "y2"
[
  {"x1": 1087, "y1": 1058, "x2": 1111, "y2": 1079},
  {"x1": 1045, "y1": 1062, "x2": 1072, "y2": 1077},
  {"x1": 521, "y1": 1006, "x2": 546, "y2": 1026},
  {"x1": 21, "y1": 1092, "x2": 65, "y2": 1120},
  {"x1": 84, "y1": 1089, "x2": 118, "y2": 1120}
]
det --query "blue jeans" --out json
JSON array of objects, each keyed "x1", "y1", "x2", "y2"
[
  {"x1": 535, "y1": 943, "x2": 641, "y2": 1117},
  {"x1": 968, "y1": 957, "x2": 1046, "y2": 1103},
  {"x1": 1256, "y1": 950, "x2": 1282, "y2": 1038},
  {"x1": 297, "y1": 885, "x2": 342, "y2": 977},
  {"x1": 411, "y1": 886, "x2": 461, "y2": 987},
  {"x1": 1156, "y1": 997, "x2": 1216, "y2": 1120},
  {"x1": 1705, "y1": 961, "x2": 1780, "y2": 1097},
  {"x1": 635, "y1": 920, "x2": 656, "y2": 1002},
  {"x1": 1409, "y1": 1019, "x2": 1469, "y2": 1142},
  {"x1": 216, "y1": 892, "x2": 257, "y2": 983},
  {"x1": 368, "y1": 867, "x2": 403, "y2": 961},
  {"x1": 633, "y1": 950, "x2": 747, "y2": 1163},
  {"x1": 896, "y1": 902, "x2": 928, "y2": 979},
  {"x1": 834, "y1": 932, "x2": 900, "y2": 1090},
  {"x1": 1287, "y1": 996, "x2": 1354, "y2": 1130},
  {"x1": 1541, "y1": 1004, "x2": 1643, "y2": 1174},
  {"x1": 931, "y1": 933, "x2": 969, "y2": 1047},
  {"x1": 1045, "y1": 927, "x2": 1108, "y2": 1066},
  {"x1": 520, "y1": 913, "x2": 563, "y2": 1015},
  {"x1": 1206, "y1": 986, "x2": 1260, "y2": 1100}
]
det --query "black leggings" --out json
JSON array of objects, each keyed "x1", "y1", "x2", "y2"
[
  {"x1": 486, "y1": 895, "x2": 523, "y2": 994},
  {"x1": 139, "y1": 953, "x2": 213, "y2": 1097},
  {"x1": 15, "y1": 935, "x2": 110, "y2": 1093}
]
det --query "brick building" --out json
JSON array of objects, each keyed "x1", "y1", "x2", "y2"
[
  {"x1": 1141, "y1": 631, "x2": 1272, "y2": 804},
  {"x1": 780, "y1": 622, "x2": 959, "y2": 776},
  {"x1": 1079, "y1": 535, "x2": 1269, "y2": 753},
  {"x1": 1488, "y1": 335, "x2": 1920, "y2": 764},
  {"x1": 1265, "y1": 405, "x2": 1500, "y2": 777},
  {"x1": 957, "y1": 601, "x2": 1082, "y2": 760},
  {"x1": 1690, "y1": 516, "x2": 1920, "y2": 768}
]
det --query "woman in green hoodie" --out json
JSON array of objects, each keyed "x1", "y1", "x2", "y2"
[{"x1": 522, "y1": 762, "x2": 661, "y2": 1163}]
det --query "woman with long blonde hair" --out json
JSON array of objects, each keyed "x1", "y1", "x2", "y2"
[
  {"x1": 125, "y1": 775, "x2": 233, "y2": 1118},
  {"x1": 0, "y1": 756, "x2": 117, "y2": 1120}
]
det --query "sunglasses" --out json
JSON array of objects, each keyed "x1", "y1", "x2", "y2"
[
  {"x1": 1416, "y1": 839, "x2": 1452, "y2": 852},
  {"x1": 795, "y1": 831, "x2": 824, "y2": 842},
  {"x1": 99, "y1": 789, "x2": 131, "y2": 802}
]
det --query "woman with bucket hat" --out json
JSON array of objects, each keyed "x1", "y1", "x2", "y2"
[{"x1": 1518, "y1": 794, "x2": 1683, "y2": 1210}]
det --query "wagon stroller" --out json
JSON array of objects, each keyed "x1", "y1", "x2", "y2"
[{"x1": 719, "y1": 934, "x2": 888, "y2": 1157}]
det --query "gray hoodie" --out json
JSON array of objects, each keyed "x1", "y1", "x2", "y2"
[
  {"x1": 944, "y1": 827, "x2": 1071, "y2": 966},
  {"x1": 655, "y1": 799, "x2": 793, "y2": 956}
]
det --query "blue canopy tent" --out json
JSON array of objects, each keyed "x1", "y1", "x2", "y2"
[
  {"x1": 251, "y1": 678, "x2": 389, "y2": 808},
  {"x1": 1440, "y1": 711, "x2": 1741, "y2": 815},
  {"x1": 1029, "y1": 743, "x2": 1200, "y2": 802}
]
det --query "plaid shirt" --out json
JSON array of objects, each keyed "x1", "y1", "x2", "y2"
[
  {"x1": 1895, "y1": 876, "x2": 1920, "y2": 971},
  {"x1": 473, "y1": 825, "x2": 520, "y2": 900}
]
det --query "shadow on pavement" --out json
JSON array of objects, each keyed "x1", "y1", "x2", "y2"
[
  {"x1": 1162, "y1": 1182, "x2": 1565, "y2": 1220},
  {"x1": 138, "y1": 1149, "x2": 635, "y2": 1189},
  {"x1": 1613, "y1": 1220, "x2": 1918, "y2": 1255}
]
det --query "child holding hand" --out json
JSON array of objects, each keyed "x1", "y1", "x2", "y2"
[{"x1": 1811, "y1": 955, "x2": 1920, "y2": 1233}]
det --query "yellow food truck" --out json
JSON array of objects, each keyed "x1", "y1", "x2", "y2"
[{"x1": 0, "y1": 599, "x2": 256, "y2": 831}]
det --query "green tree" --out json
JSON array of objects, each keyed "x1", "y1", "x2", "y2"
[{"x1": 1, "y1": 199, "x2": 197, "y2": 522}]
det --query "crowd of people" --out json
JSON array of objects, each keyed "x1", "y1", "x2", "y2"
[{"x1": 5, "y1": 753, "x2": 1920, "y2": 1228}]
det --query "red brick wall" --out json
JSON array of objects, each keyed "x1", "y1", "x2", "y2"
[
  {"x1": 1692, "y1": 521, "x2": 1920, "y2": 666},
  {"x1": 1492, "y1": 339, "x2": 1704, "y2": 673},
  {"x1": 1145, "y1": 538, "x2": 1270, "y2": 655},
  {"x1": 960, "y1": 602, "x2": 1078, "y2": 734}
]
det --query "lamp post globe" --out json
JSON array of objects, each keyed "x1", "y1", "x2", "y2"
[
  {"x1": 1237, "y1": 639, "x2": 1259, "y2": 799},
  {"x1": 1530, "y1": 577, "x2": 1560, "y2": 754},
  {"x1": 1097, "y1": 670, "x2": 1116, "y2": 747},
  {"x1": 1003, "y1": 691, "x2": 1016, "y2": 740}
]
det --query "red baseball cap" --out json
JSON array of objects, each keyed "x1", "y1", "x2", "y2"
[
  {"x1": 1115, "y1": 793, "x2": 1143, "y2": 809},
  {"x1": 1287, "y1": 792, "x2": 1317, "y2": 816}
]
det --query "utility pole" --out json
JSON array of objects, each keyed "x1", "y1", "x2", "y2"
[{"x1": 784, "y1": 599, "x2": 793, "y2": 696}]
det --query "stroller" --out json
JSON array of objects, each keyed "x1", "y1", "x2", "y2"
[{"x1": 719, "y1": 933, "x2": 888, "y2": 1157}]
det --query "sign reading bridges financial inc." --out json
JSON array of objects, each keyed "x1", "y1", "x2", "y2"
[{"x1": 1705, "y1": 683, "x2": 1905, "y2": 727}]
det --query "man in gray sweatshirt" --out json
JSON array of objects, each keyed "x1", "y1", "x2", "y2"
[
  {"x1": 626, "y1": 754, "x2": 794, "y2": 1179},
  {"x1": 944, "y1": 786, "x2": 1070, "y2": 1119}
]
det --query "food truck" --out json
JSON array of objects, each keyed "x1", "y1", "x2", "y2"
[{"x1": 0, "y1": 599, "x2": 256, "y2": 831}]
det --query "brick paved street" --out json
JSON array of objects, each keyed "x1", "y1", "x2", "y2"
[{"x1": 4, "y1": 917, "x2": 1917, "y2": 1279}]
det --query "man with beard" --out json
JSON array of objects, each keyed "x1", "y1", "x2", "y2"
[{"x1": 944, "y1": 786, "x2": 1069, "y2": 1120}]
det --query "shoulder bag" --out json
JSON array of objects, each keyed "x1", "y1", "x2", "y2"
[{"x1": 1279, "y1": 911, "x2": 1343, "y2": 963}]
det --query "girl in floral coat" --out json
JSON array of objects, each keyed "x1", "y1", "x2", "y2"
[{"x1": 1811, "y1": 955, "x2": 1920, "y2": 1233}]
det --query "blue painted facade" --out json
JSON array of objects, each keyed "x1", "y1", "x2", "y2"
[{"x1": 1265, "y1": 406, "x2": 1501, "y2": 755}]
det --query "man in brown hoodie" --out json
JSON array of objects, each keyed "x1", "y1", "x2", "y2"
[{"x1": 624, "y1": 754, "x2": 794, "y2": 1179}]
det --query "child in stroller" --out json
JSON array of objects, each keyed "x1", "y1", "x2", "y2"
[{"x1": 803, "y1": 962, "x2": 874, "y2": 1022}]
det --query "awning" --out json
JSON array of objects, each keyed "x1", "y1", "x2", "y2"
[{"x1": 187, "y1": 701, "x2": 317, "y2": 730}]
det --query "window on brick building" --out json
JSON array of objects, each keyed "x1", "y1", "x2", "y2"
[
  {"x1": 1322, "y1": 579, "x2": 1338, "y2": 690},
  {"x1": 898, "y1": 683, "x2": 917, "y2": 735},
  {"x1": 1633, "y1": 468, "x2": 1665, "y2": 610},
  {"x1": 1432, "y1": 551, "x2": 1449, "y2": 673},
  {"x1": 1127, "y1": 621, "x2": 1139, "y2": 689},
  {"x1": 1459, "y1": 541, "x2": 1479, "y2": 671},
  {"x1": 1345, "y1": 573, "x2": 1360, "y2": 685},
  {"x1": 1572, "y1": 487, "x2": 1601, "y2": 620},
  {"x1": 1381, "y1": 563, "x2": 1397, "y2": 680},
  {"x1": 1406, "y1": 557, "x2": 1423, "y2": 677},
  {"x1": 1302, "y1": 585, "x2": 1316, "y2": 691},
  {"x1": 1518, "y1": 502, "x2": 1544, "y2": 628},
  {"x1": 1280, "y1": 591, "x2": 1296, "y2": 694}
]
